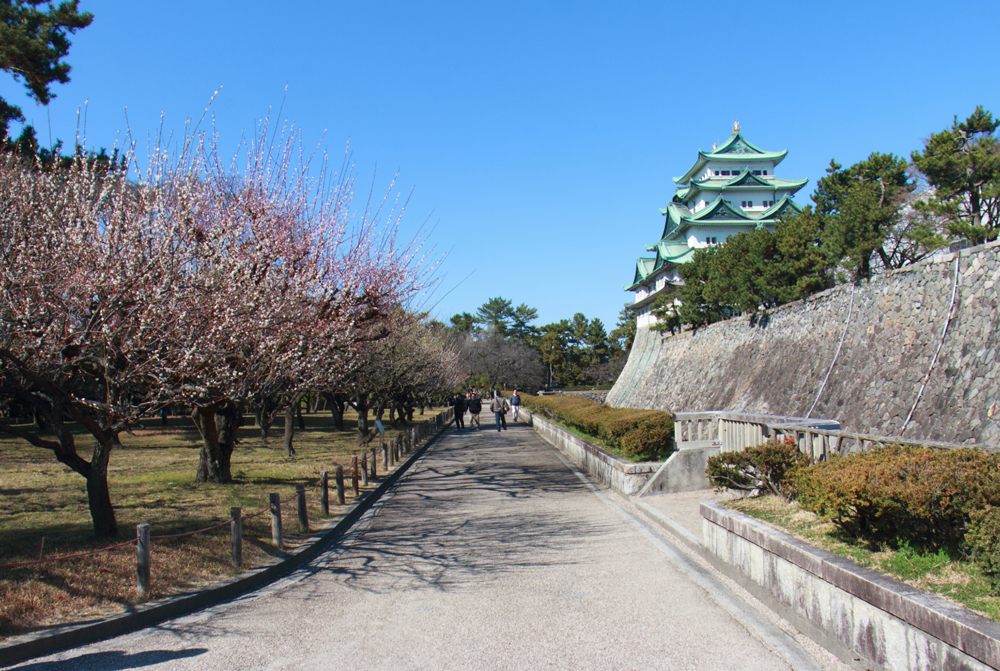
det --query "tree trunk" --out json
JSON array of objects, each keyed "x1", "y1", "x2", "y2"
[
  {"x1": 296, "y1": 396, "x2": 306, "y2": 431},
  {"x1": 193, "y1": 404, "x2": 227, "y2": 483},
  {"x1": 329, "y1": 394, "x2": 346, "y2": 432},
  {"x1": 86, "y1": 438, "x2": 118, "y2": 539},
  {"x1": 284, "y1": 402, "x2": 296, "y2": 456},
  {"x1": 356, "y1": 393, "x2": 369, "y2": 444},
  {"x1": 215, "y1": 400, "x2": 242, "y2": 483}
]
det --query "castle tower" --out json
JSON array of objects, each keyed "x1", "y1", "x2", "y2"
[{"x1": 625, "y1": 124, "x2": 808, "y2": 327}]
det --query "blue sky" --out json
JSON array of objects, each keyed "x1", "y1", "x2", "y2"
[{"x1": 3, "y1": 0, "x2": 998, "y2": 333}]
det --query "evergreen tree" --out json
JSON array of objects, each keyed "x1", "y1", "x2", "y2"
[
  {"x1": 609, "y1": 307, "x2": 637, "y2": 352},
  {"x1": 449, "y1": 312, "x2": 476, "y2": 334},
  {"x1": 772, "y1": 207, "x2": 836, "y2": 298},
  {"x1": 509, "y1": 303, "x2": 539, "y2": 342},
  {"x1": 912, "y1": 106, "x2": 1000, "y2": 244},
  {"x1": 653, "y1": 246, "x2": 728, "y2": 331},
  {"x1": 813, "y1": 153, "x2": 922, "y2": 279},
  {"x1": 474, "y1": 297, "x2": 515, "y2": 335},
  {"x1": 0, "y1": 0, "x2": 93, "y2": 138}
]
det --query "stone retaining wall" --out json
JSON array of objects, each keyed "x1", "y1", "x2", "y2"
[
  {"x1": 702, "y1": 502, "x2": 1000, "y2": 671},
  {"x1": 608, "y1": 241, "x2": 1000, "y2": 446}
]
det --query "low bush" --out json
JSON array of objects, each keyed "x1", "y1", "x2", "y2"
[
  {"x1": 706, "y1": 437, "x2": 810, "y2": 498},
  {"x1": 523, "y1": 395, "x2": 674, "y2": 461},
  {"x1": 966, "y1": 506, "x2": 1000, "y2": 587},
  {"x1": 790, "y1": 445, "x2": 1000, "y2": 550}
]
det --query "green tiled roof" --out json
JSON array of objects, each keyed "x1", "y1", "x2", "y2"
[
  {"x1": 673, "y1": 132, "x2": 788, "y2": 184},
  {"x1": 624, "y1": 257, "x2": 657, "y2": 290},
  {"x1": 675, "y1": 172, "x2": 808, "y2": 203}
]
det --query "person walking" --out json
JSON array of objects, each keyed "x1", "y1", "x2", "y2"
[
  {"x1": 489, "y1": 391, "x2": 509, "y2": 432},
  {"x1": 467, "y1": 392, "x2": 482, "y2": 430},
  {"x1": 510, "y1": 389, "x2": 521, "y2": 421},
  {"x1": 451, "y1": 393, "x2": 467, "y2": 430}
]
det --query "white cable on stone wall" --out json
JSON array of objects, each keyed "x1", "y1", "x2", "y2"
[
  {"x1": 806, "y1": 282, "x2": 856, "y2": 419},
  {"x1": 899, "y1": 252, "x2": 962, "y2": 437}
]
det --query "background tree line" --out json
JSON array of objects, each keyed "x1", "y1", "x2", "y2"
[
  {"x1": 445, "y1": 297, "x2": 636, "y2": 392},
  {"x1": 653, "y1": 107, "x2": 1000, "y2": 332}
]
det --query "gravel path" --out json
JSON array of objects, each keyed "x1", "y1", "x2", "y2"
[{"x1": 6, "y1": 422, "x2": 849, "y2": 670}]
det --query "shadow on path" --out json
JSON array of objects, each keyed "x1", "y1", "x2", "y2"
[
  {"x1": 12, "y1": 648, "x2": 207, "y2": 670},
  {"x1": 288, "y1": 426, "x2": 618, "y2": 595}
]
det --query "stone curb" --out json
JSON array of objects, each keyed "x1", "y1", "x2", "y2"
[
  {"x1": 0, "y1": 421, "x2": 449, "y2": 669},
  {"x1": 701, "y1": 501, "x2": 1000, "y2": 670}
]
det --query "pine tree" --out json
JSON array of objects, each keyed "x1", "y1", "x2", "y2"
[
  {"x1": 912, "y1": 106, "x2": 1000, "y2": 244},
  {"x1": 0, "y1": 1, "x2": 93, "y2": 138}
]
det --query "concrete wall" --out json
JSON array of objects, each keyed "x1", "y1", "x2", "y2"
[
  {"x1": 521, "y1": 410, "x2": 658, "y2": 495},
  {"x1": 702, "y1": 502, "x2": 1000, "y2": 671},
  {"x1": 609, "y1": 241, "x2": 1000, "y2": 447}
]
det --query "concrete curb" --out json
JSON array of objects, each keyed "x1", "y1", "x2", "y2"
[
  {"x1": 701, "y1": 501, "x2": 1000, "y2": 671},
  {"x1": 632, "y1": 499, "x2": 703, "y2": 554},
  {"x1": 0, "y1": 421, "x2": 449, "y2": 669}
]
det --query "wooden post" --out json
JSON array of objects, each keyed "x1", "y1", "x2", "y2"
[
  {"x1": 371, "y1": 446, "x2": 377, "y2": 478},
  {"x1": 351, "y1": 456, "x2": 359, "y2": 495},
  {"x1": 361, "y1": 452, "x2": 369, "y2": 486},
  {"x1": 136, "y1": 523, "x2": 151, "y2": 598},
  {"x1": 230, "y1": 507, "x2": 242, "y2": 568},
  {"x1": 296, "y1": 484, "x2": 309, "y2": 532},
  {"x1": 382, "y1": 443, "x2": 388, "y2": 471},
  {"x1": 335, "y1": 465, "x2": 345, "y2": 505},
  {"x1": 270, "y1": 493, "x2": 283, "y2": 549},
  {"x1": 320, "y1": 471, "x2": 329, "y2": 515}
]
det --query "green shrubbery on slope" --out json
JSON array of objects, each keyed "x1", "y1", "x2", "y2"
[{"x1": 523, "y1": 395, "x2": 674, "y2": 461}]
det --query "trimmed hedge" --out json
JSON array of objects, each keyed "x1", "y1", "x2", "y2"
[
  {"x1": 790, "y1": 445, "x2": 1000, "y2": 550},
  {"x1": 523, "y1": 394, "x2": 674, "y2": 461},
  {"x1": 967, "y1": 506, "x2": 1000, "y2": 587}
]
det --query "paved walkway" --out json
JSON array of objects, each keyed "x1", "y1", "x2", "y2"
[{"x1": 7, "y1": 421, "x2": 849, "y2": 670}]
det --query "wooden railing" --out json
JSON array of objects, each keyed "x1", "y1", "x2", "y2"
[
  {"x1": 767, "y1": 423, "x2": 997, "y2": 458},
  {"x1": 674, "y1": 410, "x2": 994, "y2": 459}
]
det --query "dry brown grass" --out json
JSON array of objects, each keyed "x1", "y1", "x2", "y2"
[{"x1": 0, "y1": 407, "x2": 445, "y2": 637}]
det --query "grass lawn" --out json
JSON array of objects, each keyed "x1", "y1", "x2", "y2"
[
  {"x1": 0, "y1": 406, "x2": 446, "y2": 637},
  {"x1": 728, "y1": 495, "x2": 1000, "y2": 624}
]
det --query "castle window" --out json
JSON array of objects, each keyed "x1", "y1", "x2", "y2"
[
  {"x1": 762, "y1": 170, "x2": 768, "y2": 175},
  {"x1": 752, "y1": 169, "x2": 761, "y2": 175},
  {"x1": 721, "y1": 170, "x2": 730, "y2": 176}
]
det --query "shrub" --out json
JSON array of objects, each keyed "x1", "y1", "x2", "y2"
[
  {"x1": 967, "y1": 506, "x2": 1000, "y2": 587},
  {"x1": 618, "y1": 418, "x2": 675, "y2": 460},
  {"x1": 790, "y1": 445, "x2": 998, "y2": 550},
  {"x1": 706, "y1": 437, "x2": 810, "y2": 498},
  {"x1": 522, "y1": 394, "x2": 674, "y2": 461}
]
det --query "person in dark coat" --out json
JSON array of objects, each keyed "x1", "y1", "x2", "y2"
[
  {"x1": 450, "y1": 393, "x2": 467, "y2": 430},
  {"x1": 467, "y1": 392, "x2": 482, "y2": 430}
]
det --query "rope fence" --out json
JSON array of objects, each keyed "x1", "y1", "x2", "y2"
[{"x1": 1, "y1": 409, "x2": 452, "y2": 598}]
